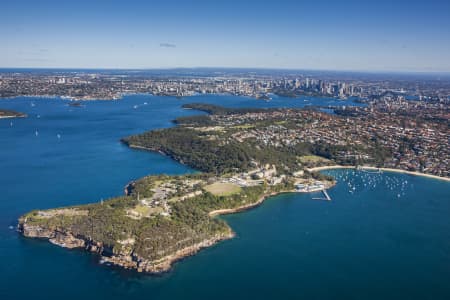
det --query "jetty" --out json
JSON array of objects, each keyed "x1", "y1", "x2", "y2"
[{"x1": 312, "y1": 189, "x2": 332, "y2": 201}]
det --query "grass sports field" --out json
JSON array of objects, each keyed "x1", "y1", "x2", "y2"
[{"x1": 204, "y1": 182, "x2": 242, "y2": 196}]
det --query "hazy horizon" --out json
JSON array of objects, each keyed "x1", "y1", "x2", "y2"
[
  {"x1": 2, "y1": 67, "x2": 450, "y2": 76},
  {"x1": 3, "y1": 0, "x2": 450, "y2": 72}
]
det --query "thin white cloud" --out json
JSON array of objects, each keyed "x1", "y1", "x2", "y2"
[{"x1": 160, "y1": 43, "x2": 176, "y2": 48}]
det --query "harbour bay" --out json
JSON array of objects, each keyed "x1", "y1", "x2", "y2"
[{"x1": 1, "y1": 94, "x2": 449, "y2": 299}]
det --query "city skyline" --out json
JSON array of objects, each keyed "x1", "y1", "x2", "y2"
[{"x1": 2, "y1": 0, "x2": 450, "y2": 72}]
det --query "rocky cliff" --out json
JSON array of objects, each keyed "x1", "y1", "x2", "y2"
[{"x1": 18, "y1": 219, "x2": 233, "y2": 274}]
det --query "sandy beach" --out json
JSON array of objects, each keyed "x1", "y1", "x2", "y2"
[
  {"x1": 209, "y1": 192, "x2": 286, "y2": 217},
  {"x1": 307, "y1": 165, "x2": 450, "y2": 182}
]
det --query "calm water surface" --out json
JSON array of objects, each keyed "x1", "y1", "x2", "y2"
[{"x1": 0, "y1": 95, "x2": 448, "y2": 300}]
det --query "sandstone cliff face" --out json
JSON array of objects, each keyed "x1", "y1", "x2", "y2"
[
  {"x1": 49, "y1": 232, "x2": 86, "y2": 248},
  {"x1": 135, "y1": 232, "x2": 234, "y2": 273},
  {"x1": 18, "y1": 219, "x2": 234, "y2": 274},
  {"x1": 19, "y1": 222, "x2": 86, "y2": 248},
  {"x1": 19, "y1": 223, "x2": 55, "y2": 239},
  {"x1": 101, "y1": 231, "x2": 234, "y2": 273}
]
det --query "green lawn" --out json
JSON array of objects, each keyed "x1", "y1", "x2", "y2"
[{"x1": 204, "y1": 182, "x2": 242, "y2": 196}]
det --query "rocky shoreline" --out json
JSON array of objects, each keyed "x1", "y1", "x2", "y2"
[
  {"x1": 18, "y1": 192, "x2": 290, "y2": 275},
  {"x1": 18, "y1": 220, "x2": 234, "y2": 274},
  {"x1": 102, "y1": 231, "x2": 235, "y2": 273},
  {"x1": 18, "y1": 142, "x2": 337, "y2": 275},
  {"x1": 18, "y1": 181, "x2": 336, "y2": 274},
  {"x1": 125, "y1": 144, "x2": 191, "y2": 167},
  {"x1": 18, "y1": 158, "x2": 336, "y2": 276}
]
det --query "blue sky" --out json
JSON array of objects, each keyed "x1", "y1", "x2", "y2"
[{"x1": 2, "y1": 0, "x2": 450, "y2": 72}]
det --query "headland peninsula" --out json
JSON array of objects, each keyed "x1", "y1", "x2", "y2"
[
  {"x1": 0, "y1": 109, "x2": 27, "y2": 119},
  {"x1": 18, "y1": 103, "x2": 449, "y2": 273}
]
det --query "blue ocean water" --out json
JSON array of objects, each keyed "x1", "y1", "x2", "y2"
[{"x1": 0, "y1": 95, "x2": 449, "y2": 299}]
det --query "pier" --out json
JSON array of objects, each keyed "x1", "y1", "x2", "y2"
[{"x1": 312, "y1": 189, "x2": 332, "y2": 201}]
